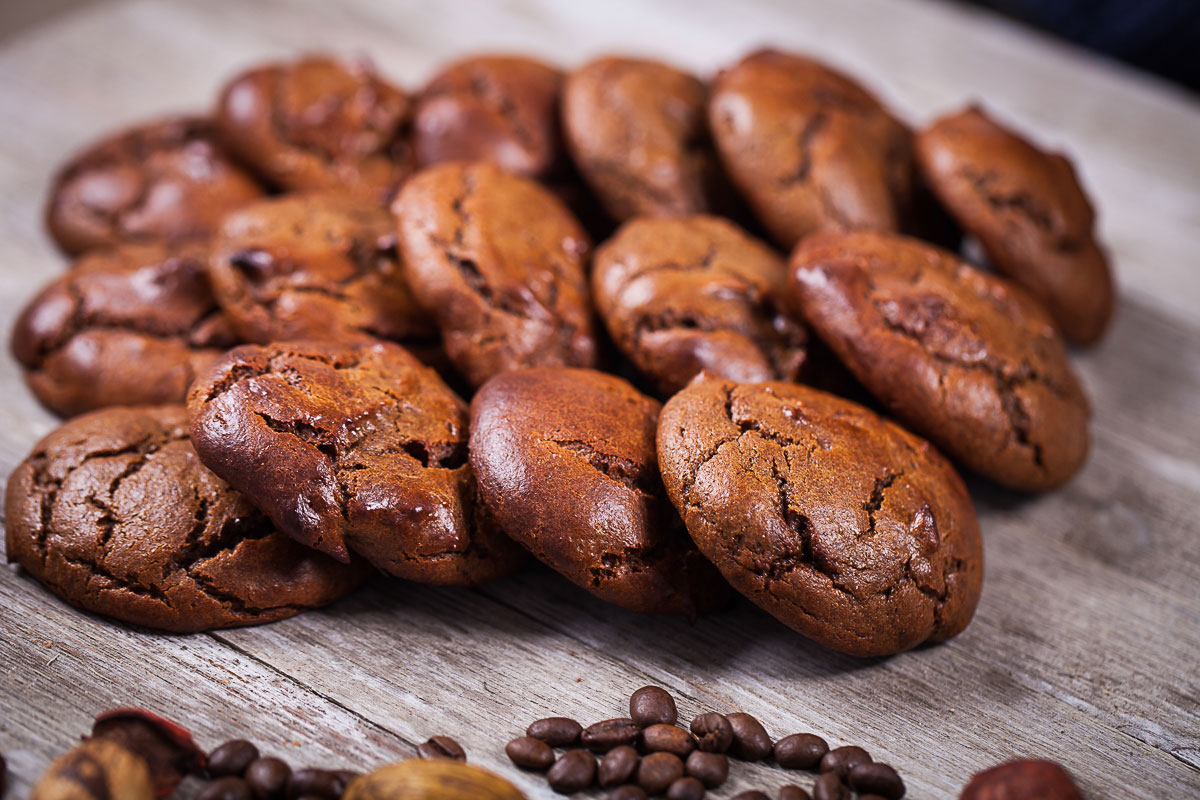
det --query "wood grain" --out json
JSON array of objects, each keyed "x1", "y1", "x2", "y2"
[{"x1": 1, "y1": 0, "x2": 1198, "y2": 798}]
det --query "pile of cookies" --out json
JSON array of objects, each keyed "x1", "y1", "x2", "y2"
[{"x1": 5, "y1": 49, "x2": 1112, "y2": 658}]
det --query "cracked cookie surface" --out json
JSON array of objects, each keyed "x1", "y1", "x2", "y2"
[
  {"x1": 187, "y1": 339, "x2": 526, "y2": 584},
  {"x1": 216, "y1": 55, "x2": 414, "y2": 205},
  {"x1": 657, "y1": 376, "x2": 982, "y2": 657},
  {"x1": 592, "y1": 215, "x2": 807, "y2": 394},
  {"x1": 393, "y1": 161, "x2": 596, "y2": 388},
  {"x1": 791, "y1": 231, "x2": 1090, "y2": 491},
  {"x1": 46, "y1": 116, "x2": 264, "y2": 255},
  {"x1": 4, "y1": 405, "x2": 366, "y2": 632},
  {"x1": 915, "y1": 105, "x2": 1114, "y2": 344},
  {"x1": 12, "y1": 242, "x2": 239, "y2": 418},
  {"x1": 708, "y1": 49, "x2": 913, "y2": 248},
  {"x1": 208, "y1": 192, "x2": 434, "y2": 346},
  {"x1": 469, "y1": 367, "x2": 727, "y2": 615}
]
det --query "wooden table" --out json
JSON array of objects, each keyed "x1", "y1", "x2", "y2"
[{"x1": 1, "y1": 0, "x2": 1197, "y2": 797}]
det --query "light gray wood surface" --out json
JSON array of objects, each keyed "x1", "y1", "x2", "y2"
[{"x1": 1, "y1": 0, "x2": 1198, "y2": 797}]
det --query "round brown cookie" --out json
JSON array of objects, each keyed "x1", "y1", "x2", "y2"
[
  {"x1": 4, "y1": 406, "x2": 366, "y2": 632},
  {"x1": 392, "y1": 161, "x2": 597, "y2": 388},
  {"x1": 45, "y1": 116, "x2": 264, "y2": 255},
  {"x1": 469, "y1": 367, "x2": 728, "y2": 616},
  {"x1": 215, "y1": 55, "x2": 414, "y2": 205},
  {"x1": 207, "y1": 192, "x2": 434, "y2": 346},
  {"x1": 791, "y1": 232, "x2": 1090, "y2": 491},
  {"x1": 562, "y1": 56, "x2": 720, "y2": 221},
  {"x1": 708, "y1": 49, "x2": 913, "y2": 249},
  {"x1": 657, "y1": 375, "x2": 983, "y2": 657},
  {"x1": 187, "y1": 339, "x2": 526, "y2": 584},
  {"x1": 11, "y1": 241, "x2": 239, "y2": 418},
  {"x1": 592, "y1": 215, "x2": 807, "y2": 395},
  {"x1": 413, "y1": 55, "x2": 564, "y2": 179},
  {"x1": 914, "y1": 105, "x2": 1114, "y2": 344}
]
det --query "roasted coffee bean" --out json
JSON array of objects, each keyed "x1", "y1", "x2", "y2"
[
  {"x1": 506, "y1": 736, "x2": 555, "y2": 771},
  {"x1": 689, "y1": 713, "x2": 734, "y2": 753},
  {"x1": 598, "y1": 745, "x2": 640, "y2": 788},
  {"x1": 583, "y1": 719, "x2": 642, "y2": 752},
  {"x1": 685, "y1": 751, "x2": 729, "y2": 788},
  {"x1": 730, "y1": 791, "x2": 770, "y2": 800},
  {"x1": 198, "y1": 776, "x2": 253, "y2": 800},
  {"x1": 0, "y1": 752, "x2": 6, "y2": 798},
  {"x1": 528, "y1": 717, "x2": 583, "y2": 747},
  {"x1": 848, "y1": 762, "x2": 905, "y2": 799},
  {"x1": 547, "y1": 749, "x2": 597, "y2": 794},
  {"x1": 416, "y1": 736, "x2": 466, "y2": 761},
  {"x1": 641, "y1": 724, "x2": 697, "y2": 758},
  {"x1": 774, "y1": 733, "x2": 829, "y2": 770},
  {"x1": 812, "y1": 772, "x2": 850, "y2": 800},
  {"x1": 609, "y1": 787, "x2": 648, "y2": 800},
  {"x1": 209, "y1": 740, "x2": 261, "y2": 778},
  {"x1": 727, "y1": 713, "x2": 772, "y2": 761},
  {"x1": 245, "y1": 757, "x2": 291, "y2": 800},
  {"x1": 630, "y1": 686, "x2": 678, "y2": 727},
  {"x1": 779, "y1": 785, "x2": 813, "y2": 800},
  {"x1": 637, "y1": 752, "x2": 684, "y2": 795},
  {"x1": 666, "y1": 776, "x2": 707, "y2": 800},
  {"x1": 287, "y1": 768, "x2": 341, "y2": 799},
  {"x1": 820, "y1": 746, "x2": 871, "y2": 779},
  {"x1": 859, "y1": 795, "x2": 889, "y2": 800}
]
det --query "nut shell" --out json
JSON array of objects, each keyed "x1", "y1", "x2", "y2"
[{"x1": 343, "y1": 759, "x2": 526, "y2": 800}]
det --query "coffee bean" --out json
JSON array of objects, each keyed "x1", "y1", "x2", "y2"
[
  {"x1": 416, "y1": 735, "x2": 465, "y2": 761},
  {"x1": 245, "y1": 757, "x2": 291, "y2": 800},
  {"x1": 859, "y1": 796, "x2": 889, "y2": 800},
  {"x1": 684, "y1": 751, "x2": 728, "y2": 788},
  {"x1": 286, "y1": 768, "x2": 341, "y2": 799},
  {"x1": 848, "y1": 762, "x2": 905, "y2": 799},
  {"x1": 641, "y1": 724, "x2": 697, "y2": 758},
  {"x1": 637, "y1": 752, "x2": 684, "y2": 795},
  {"x1": 812, "y1": 772, "x2": 850, "y2": 800},
  {"x1": 598, "y1": 745, "x2": 640, "y2": 788},
  {"x1": 727, "y1": 713, "x2": 772, "y2": 761},
  {"x1": 730, "y1": 791, "x2": 770, "y2": 800},
  {"x1": 819, "y1": 746, "x2": 871, "y2": 779},
  {"x1": 609, "y1": 787, "x2": 648, "y2": 800},
  {"x1": 547, "y1": 749, "x2": 596, "y2": 793},
  {"x1": 506, "y1": 736, "x2": 555, "y2": 771},
  {"x1": 528, "y1": 717, "x2": 583, "y2": 747},
  {"x1": 666, "y1": 776, "x2": 706, "y2": 800},
  {"x1": 582, "y1": 718, "x2": 642, "y2": 752},
  {"x1": 198, "y1": 777, "x2": 252, "y2": 800},
  {"x1": 630, "y1": 686, "x2": 678, "y2": 727},
  {"x1": 689, "y1": 713, "x2": 733, "y2": 753},
  {"x1": 774, "y1": 733, "x2": 829, "y2": 770},
  {"x1": 208, "y1": 740, "x2": 261, "y2": 778},
  {"x1": 779, "y1": 785, "x2": 813, "y2": 800}
]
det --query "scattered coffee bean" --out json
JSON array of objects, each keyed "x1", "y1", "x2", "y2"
[
  {"x1": 582, "y1": 718, "x2": 642, "y2": 752},
  {"x1": 528, "y1": 717, "x2": 583, "y2": 747},
  {"x1": 209, "y1": 740, "x2": 261, "y2": 778},
  {"x1": 506, "y1": 736, "x2": 555, "y2": 771},
  {"x1": 198, "y1": 776, "x2": 253, "y2": 800},
  {"x1": 812, "y1": 772, "x2": 850, "y2": 800},
  {"x1": 641, "y1": 724, "x2": 697, "y2": 758},
  {"x1": 416, "y1": 735, "x2": 466, "y2": 761},
  {"x1": 547, "y1": 749, "x2": 597, "y2": 794},
  {"x1": 598, "y1": 745, "x2": 640, "y2": 788},
  {"x1": 245, "y1": 757, "x2": 291, "y2": 800},
  {"x1": 848, "y1": 762, "x2": 905, "y2": 799},
  {"x1": 730, "y1": 791, "x2": 770, "y2": 800},
  {"x1": 286, "y1": 768, "x2": 342, "y2": 799},
  {"x1": 609, "y1": 786, "x2": 648, "y2": 800},
  {"x1": 637, "y1": 751, "x2": 684, "y2": 795},
  {"x1": 859, "y1": 795, "x2": 889, "y2": 800},
  {"x1": 819, "y1": 746, "x2": 871, "y2": 779},
  {"x1": 630, "y1": 686, "x2": 678, "y2": 727},
  {"x1": 690, "y1": 713, "x2": 734, "y2": 753},
  {"x1": 684, "y1": 750, "x2": 728, "y2": 788},
  {"x1": 666, "y1": 775, "x2": 707, "y2": 800},
  {"x1": 780, "y1": 785, "x2": 813, "y2": 800},
  {"x1": 774, "y1": 733, "x2": 829, "y2": 770},
  {"x1": 727, "y1": 713, "x2": 772, "y2": 761},
  {"x1": 0, "y1": 752, "x2": 6, "y2": 798}
]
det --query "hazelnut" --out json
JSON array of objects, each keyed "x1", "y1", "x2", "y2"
[{"x1": 343, "y1": 758, "x2": 526, "y2": 800}]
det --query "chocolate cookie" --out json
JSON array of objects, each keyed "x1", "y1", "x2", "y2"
[
  {"x1": 393, "y1": 161, "x2": 597, "y2": 388},
  {"x1": 187, "y1": 340, "x2": 526, "y2": 584},
  {"x1": 4, "y1": 406, "x2": 366, "y2": 632},
  {"x1": 592, "y1": 215, "x2": 807, "y2": 394},
  {"x1": 562, "y1": 56, "x2": 719, "y2": 220},
  {"x1": 216, "y1": 55, "x2": 414, "y2": 204},
  {"x1": 708, "y1": 49, "x2": 913, "y2": 248},
  {"x1": 915, "y1": 105, "x2": 1114, "y2": 344},
  {"x1": 791, "y1": 232, "x2": 1090, "y2": 491},
  {"x1": 413, "y1": 55, "x2": 564, "y2": 179},
  {"x1": 11, "y1": 241, "x2": 238, "y2": 417},
  {"x1": 45, "y1": 116, "x2": 263, "y2": 255},
  {"x1": 657, "y1": 376, "x2": 983, "y2": 657},
  {"x1": 207, "y1": 192, "x2": 433, "y2": 346},
  {"x1": 469, "y1": 367, "x2": 727, "y2": 616}
]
